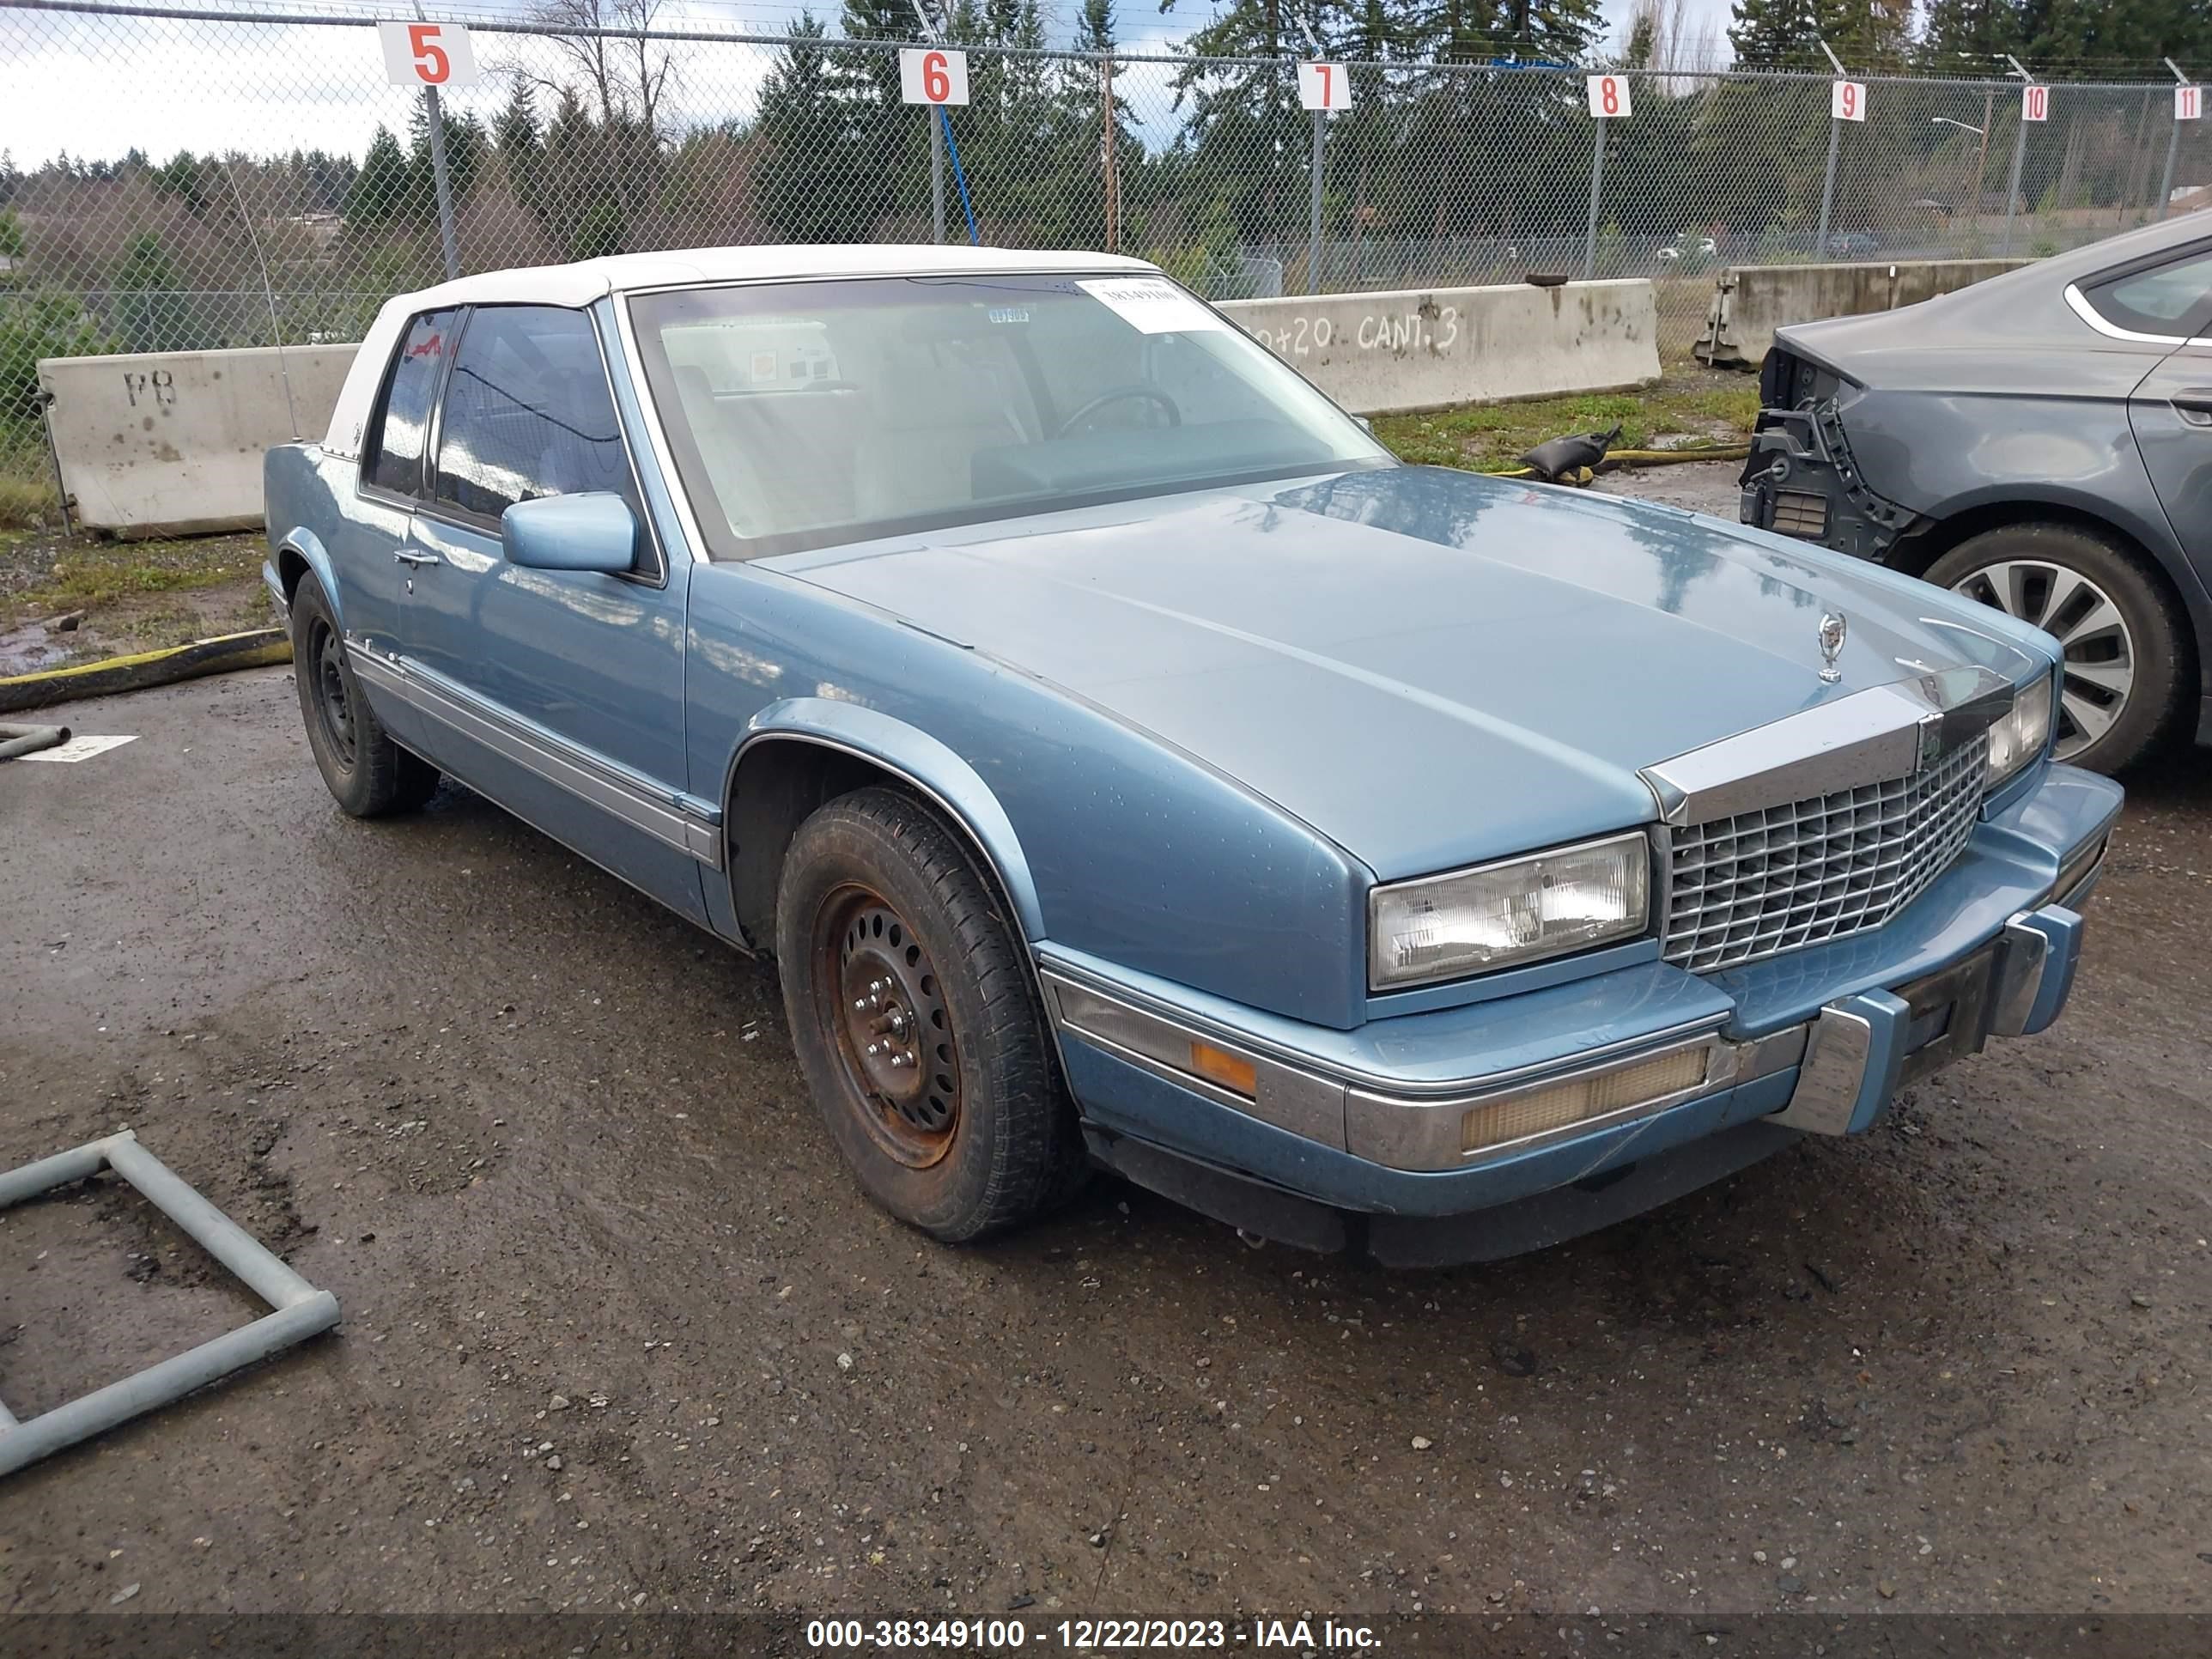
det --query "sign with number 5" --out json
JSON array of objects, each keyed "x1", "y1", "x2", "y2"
[
  {"x1": 2179, "y1": 85, "x2": 2203, "y2": 122},
  {"x1": 898, "y1": 47, "x2": 969, "y2": 106},
  {"x1": 1586, "y1": 75, "x2": 1632, "y2": 120},
  {"x1": 378, "y1": 20, "x2": 479, "y2": 88},
  {"x1": 1831, "y1": 80, "x2": 1867, "y2": 122},
  {"x1": 2021, "y1": 83, "x2": 2050, "y2": 123},
  {"x1": 1297, "y1": 62, "x2": 1352, "y2": 112}
]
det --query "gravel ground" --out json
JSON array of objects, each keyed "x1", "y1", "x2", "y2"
[{"x1": 3, "y1": 473, "x2": 2208, "y2": 1622}]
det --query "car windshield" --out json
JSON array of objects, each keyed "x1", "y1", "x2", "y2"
[{"x1": 628, "y1": 273, "x2": 1393, "y2": 558}]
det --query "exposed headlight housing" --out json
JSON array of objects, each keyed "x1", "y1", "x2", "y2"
[
  {"x1": 1986, "y1": 671, "x2": 2054, "y2": 788},
  {"x1": 1369, "y1": 831, "x2": 1650, "y2": 992}
]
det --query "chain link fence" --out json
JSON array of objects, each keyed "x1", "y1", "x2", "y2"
[{"x1": 3, "y1": 0, "x2": 2209, "y2": 477}]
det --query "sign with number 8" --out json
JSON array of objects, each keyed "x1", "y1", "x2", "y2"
[
  {"x1": 378, "y1": 20, "x2": 479, "y2": 88},
  {"x1": 1585, "y1": 75, "x2": 1632, "y2": 119}
]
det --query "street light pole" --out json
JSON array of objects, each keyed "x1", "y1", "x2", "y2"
[{"x1": 1933, "y1": 116, "x2": 1988, "y2": 253}]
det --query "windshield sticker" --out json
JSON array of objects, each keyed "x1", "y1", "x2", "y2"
[
  {"x1": 988, "y1": 307, "x2": 1030, "y2": 324},
  {"x1": 1078, "y1": 276, "x2": 1228, "y2": 335}
]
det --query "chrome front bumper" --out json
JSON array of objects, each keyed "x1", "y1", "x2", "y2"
[{"x1": 1043, "y1": 894, "x2": 2091, "y2": 1176}]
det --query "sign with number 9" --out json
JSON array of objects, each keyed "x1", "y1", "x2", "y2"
[
  {"x1": 378, "y1": 20, "x2": 479, "y2": 88},
  {"x1": 1832, "y1": 81, "x2": 1867, "y2": 122},
  {"x1": 1585, "y1": 75, "x2": 1632, "y2": 120}
]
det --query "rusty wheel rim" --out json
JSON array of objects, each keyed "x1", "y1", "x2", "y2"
[{"x1": 815, "y1": 884, "x2": 961, "y2": 1169}]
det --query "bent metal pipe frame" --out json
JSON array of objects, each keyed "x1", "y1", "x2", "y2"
[{"x1": 0, "y1": 1130, "x2": 340, "y2": 1479}]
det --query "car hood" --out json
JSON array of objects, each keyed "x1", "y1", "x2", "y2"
[{"x1": 768, "y1": 467, "x2": 2051, "y2": 880}]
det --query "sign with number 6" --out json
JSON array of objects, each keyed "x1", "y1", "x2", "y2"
[
  {"x1": 1831, "y1": 81, "x2": 1867, "y2": 122},
  {"x1": 2021, "y1": 83, "x2": 2050, "y2": 123},
  {"x1": 898, "y1": 47, "x2": 969, "y2": 106},
  {"x1": 378, "y1": 20, "x2": 479, "y2": 88},
  {"x1": 1586, "y1": 74, "x2": 1632, "y2": 119},
  {"x1": 2179, "y1": 85, "x2": 2203, "y2": 122},
  {"x1": 1297, "y1": 62, "x2": 1352, "y2": 112}
]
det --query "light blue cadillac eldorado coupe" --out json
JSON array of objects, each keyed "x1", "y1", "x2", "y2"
[{"x1": 264, "y1": 246, "x2": 2119, "y2": 1265}]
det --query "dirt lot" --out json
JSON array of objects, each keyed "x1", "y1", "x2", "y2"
[{"x1": 3, "y1": 479, "x2": 2209, "y2": 1626}]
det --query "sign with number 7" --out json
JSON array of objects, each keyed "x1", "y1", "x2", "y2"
[
  {"x1": 1297, "y1": 62, "x2": 1352, "y2": 112},
  {"x1": 378, "y1": 20, "x2": 479, "y2": 88}
]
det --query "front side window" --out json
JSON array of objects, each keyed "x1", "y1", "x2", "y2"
[
  {"x1": 431, "y1": 306, "x2": 642, "y2": 547},
  {"x1": 2082, "y1": 246, "x2": 2212, "y2": 338},
  {"x1": 363, "y1": 308, "x2": 456, "y2": 497},
  {"x1": 629, "y1": 274, "x2": 1391, "y2": 559}
]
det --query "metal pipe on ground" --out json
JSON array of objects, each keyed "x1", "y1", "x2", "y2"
[{"x1": 0, "y1": 724, "x2": 70, "y2": 761}]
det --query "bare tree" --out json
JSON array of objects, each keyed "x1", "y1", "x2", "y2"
[{"x1": 528, "y1": 0, "x2": 673, "y2": 142}]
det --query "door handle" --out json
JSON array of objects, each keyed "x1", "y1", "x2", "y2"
[{"x1": 394, "y1": 549, "x2": 442, "y2": 567}]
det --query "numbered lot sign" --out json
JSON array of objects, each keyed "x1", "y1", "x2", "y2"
[
  {"x1": 378, "y1": 21, "x2": 479, "y2": 88},
  {"x1": 2179, "y1": 85, "x2": 2203, "y2": 121},
  {"x1": 1832, "y1": 81, "x2": 1867, "y2": 122},
  {"x1": 899, "y1": 47, "x2": 969, "y2": 106},
  {"x1": 2021, "y1": 83, "x2": 2050, "y2": 123},
  {"x1": 1586, "y1": 74, "x2": 1632, "y2": 120},
  {"x1": 1297, "y1": 62, "x2": 1352, "y2": 112}
]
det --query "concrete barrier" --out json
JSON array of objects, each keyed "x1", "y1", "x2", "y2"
[
  {"x1": 1221, "y1": 279, "x2": 1661, "y2": 415},
  {"x1": 39, "y1": 343, "x2": 357, "y2": 538},
  {"x1": 1695, "y1": 258, "x2": 2033, "y2": 368}
]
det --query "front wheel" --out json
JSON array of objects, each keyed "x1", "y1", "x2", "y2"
[
  {"x1": 1924, "y1": 524, "x2": 2188, "y2": 775},
  {"x1": 289, "y1": 577, "x2": 440, "y2": 817},
  {"x1": 775, "y1": 787, "x2": 1084, "y2": 1242}
]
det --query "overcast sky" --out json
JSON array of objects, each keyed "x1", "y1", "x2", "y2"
[{"x1": 0, "y1": 0, "x2": 1738, "y2": 168}]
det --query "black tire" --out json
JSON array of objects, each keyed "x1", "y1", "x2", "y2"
[
  {"x1": 775, "y1": 786, "x2": 1085, "y2": 1242},
  {"x1": 1924, "y1": 524, "x2": 2190, "y2": 775},
  {"x1": 290, "y1": 577, "x2": 440, "y2": 817}
]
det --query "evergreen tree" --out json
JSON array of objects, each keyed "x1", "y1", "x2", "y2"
[
  {"x1": 1725, "y1": 0, "x2": 1826, "y2": 69},
  {"x1": 349, "y1": 125, "x2": 413, "y2": 228}
]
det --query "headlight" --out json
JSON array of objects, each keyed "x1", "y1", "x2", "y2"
[
  {"x1": 1986, "y1": 672, "x2": 2054, "y2": 787},
  {"x1": 1368, "y1": 831, "x2": 1650, "y2": 992}
]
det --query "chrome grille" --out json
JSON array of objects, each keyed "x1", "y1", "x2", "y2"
[{"x1": 1663, "y1": 734, "x2": 1989, "y2": 974}]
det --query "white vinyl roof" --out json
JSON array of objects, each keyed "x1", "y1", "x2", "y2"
[{"x1": 323, "y1": 242, "x2": 1158, "y2": 458}]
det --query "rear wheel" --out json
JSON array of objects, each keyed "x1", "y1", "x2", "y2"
[
  {"x1": 290, "y1": 577, "x2": 439, "y2": 817},
  {"x1": 775, "y1": 787, "x2": 1084, "y2": 1242},
  {"x1": 1924, "y1": 524, "x2": 2187, "y2": 775}
]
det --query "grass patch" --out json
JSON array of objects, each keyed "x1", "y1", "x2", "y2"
[
  {"x1": 10, "y1": 537, "x2": 264, "y2": 617},
  {"x1": 1375, "y1": 380, "x2": 1761, "y2": 473}
]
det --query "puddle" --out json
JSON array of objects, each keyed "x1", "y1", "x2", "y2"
[{"x1": 0, "y1": 619, "x2": 80, "y2": 676}]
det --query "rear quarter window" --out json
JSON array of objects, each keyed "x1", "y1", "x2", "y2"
[
  {"x1": 2081, "y1": 246, "x2": 2212, "y2": 339},
  {"x1": 363, "y1": 310, "x2": 458, "y2": 497}
]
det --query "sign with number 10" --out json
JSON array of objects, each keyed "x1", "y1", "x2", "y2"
[
  {"x1": 898, "y1": 47, "x2": 969, "y2": 106},
  {"x1": 377, "y1": 20, "x2": 479, "y2": 88},
  {"x1": 1586, "y1": 74, "x2": 1632, "y2": 119},
  {"x1": 2021, "y1": 83, "x2": 2050, "y2": 123},
  {"x1": 1297, "y1": 62, "x2": 1352, "y2": 112}
]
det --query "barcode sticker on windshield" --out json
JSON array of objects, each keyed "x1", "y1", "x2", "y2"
[{"x1": 1079, "y1": 276, "x2": 1228, "y2": 335}]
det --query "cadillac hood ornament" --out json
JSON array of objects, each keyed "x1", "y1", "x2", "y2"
[{"x1": 1818, "y1": 610, "x2": 1847, "y2": 683}]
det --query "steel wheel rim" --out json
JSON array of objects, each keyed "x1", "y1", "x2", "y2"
[
  {"x1": 311, "y1": 619, "x2": 356, "y2": 765},
  {"x1": 815, "y1": 884, "x2": 961, "y2": 1170},
  {"x1": 1949, "y1": 558, "x2": 2135, "y2": 763}
]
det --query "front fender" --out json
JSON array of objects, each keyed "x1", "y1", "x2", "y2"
[{"x1": 733, "y1": 698, "x2": 1047, "y2": 941}]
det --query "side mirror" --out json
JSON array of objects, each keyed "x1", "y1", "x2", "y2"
[{"x1": 501, "y1": 493, "x2": 637, "y2": 574}]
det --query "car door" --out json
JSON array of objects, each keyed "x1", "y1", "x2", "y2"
[
  {"x1": 393, "y1": 301, "x2": 706, "y2": 921},
  {"x1": 343, "y1": 307, "x2": 455, "y2": 659},
  {"x1": 2090, "y1": 242, "x2": 2212, "y2": 567}
]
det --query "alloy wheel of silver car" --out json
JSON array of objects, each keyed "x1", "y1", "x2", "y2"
[{"x1": 1947, "y1": 558, "x2": 2135, "y2": 763}]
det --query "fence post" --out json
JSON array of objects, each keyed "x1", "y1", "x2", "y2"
[
  {"x1": 422, "y1": 86, "x2": 460, "y2": 282},
  {"x1": 1583, "y1": 117, "x2": 1606, "y2": 281},
  {"x1": 1101, "y1": 53, "x2": 1120, "y2": 252},
  {"x1": 2158, "y1": 59, "x2": 2193, "y2": 224},
  {"x1": 1815, "y1": 41, "x2": 1850, "y2": 261},
  {"x1": 1308, "y1": 108, "x2": 1326, "y2": 295},
  {"x1": 2002, "y1": 58, "x2": 2034, "y2": 256}
]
